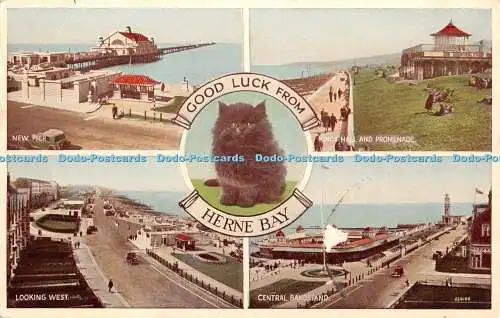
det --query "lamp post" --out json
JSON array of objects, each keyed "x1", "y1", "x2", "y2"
[{"x1": 320, "y1": 165, "x2": 329, "y2": 276}]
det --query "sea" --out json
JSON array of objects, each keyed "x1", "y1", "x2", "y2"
[
  {"x1": 251, "y1": 64, "x2": 338, "y2": 80},
  {"x1": 8, "y1": 42, "x2": 243, "y2": 86},
  {"x1": 8, "y1": 43, "x2": 341, "y2": 82},
  {"x1": 117, "y1": 190, "x2": 474, "y2": 229}
]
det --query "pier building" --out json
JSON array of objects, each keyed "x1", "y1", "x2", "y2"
[{"x1": 91, "y1": 26, "x2": 158, "y2": 56}]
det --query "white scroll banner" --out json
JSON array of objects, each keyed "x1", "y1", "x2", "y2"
[
  {"x1": 179, "y1": 188, "x2": 313, "y2": 237},
  {"x1": 172, "y1": 72, "x2": 321, "y2": 131}
]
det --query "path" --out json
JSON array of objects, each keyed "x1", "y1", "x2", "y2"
[
  {"x1": 84, "y1": 197, "x2": 231, "y2": 308},
  {"x1": 307, "y1": 72, "x2": 351, "y2": 151},
  {"x1": 7, "y1": 100, "x2": 183, "y2": 150}
]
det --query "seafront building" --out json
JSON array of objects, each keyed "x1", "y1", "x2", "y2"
[
  {"x1": 8, "y1": 51, "x2": 68, "y2": 67},
  {"x1": 256, "y1": 225, "x2": 403, "y2": 263},
  {"x1": 400, "y1": 20, "x2": 492, "y2": 80},
  {"x1": 469, "y1": 190, "x2": 491, "y2": 270},
  {"x1": 6, "y1": 173, "x2": 31, "y2": 283},
  {"x1": 91, "y1": 26, "x2": 158, "y2": 56},
  {"x1": 13, "y1": 177, "x2": 59, "y2": 209}
]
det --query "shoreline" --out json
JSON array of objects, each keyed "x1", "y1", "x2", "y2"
[{"x1": 103, "y1": 193, "x2": 181, "y2": 218}]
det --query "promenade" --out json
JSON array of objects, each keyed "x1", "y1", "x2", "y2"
[
  {"x1": 83, "y1": 198, "x2": 231, "y2": 308},
  {"x1": 307, "y1": 72, "x2": 352, "y2": 151}
]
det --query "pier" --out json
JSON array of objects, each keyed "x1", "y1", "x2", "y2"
[{"x1": 65, "y1": 42, "x2": 216, "y2": 72}]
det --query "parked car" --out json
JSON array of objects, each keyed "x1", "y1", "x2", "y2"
[
  {"x1": 126, "y1": 252, "x2": 139, "y2": 265},
  {"x1": 29, "y1": 129, "x2": 71, "y2": 150}
]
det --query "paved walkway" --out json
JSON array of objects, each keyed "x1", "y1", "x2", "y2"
[
  {"x1": 307, "y1": 72, "x2": 352, "y2": 151},
  {"x1": 73, "y1": 243, "x2": 129, "y2": 308},
  {"x1": 153, "y1": 247, "x2": 242, "y2": 302},
  {"x1": 8, "y1": 91, "x2": 102, "y2": 113}
]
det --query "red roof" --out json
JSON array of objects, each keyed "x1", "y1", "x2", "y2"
[
  {"x1": 111, "y1": 74, "x2": 158, "y2": 86},
  {"x1": 175, "y1": 234, "x2": 194, "y2": 241},
  {"x1": 275, "y1": 230, "x2": 285, "y2": 237},
  {"x1": 296, "y1": 225, "x2": 304, "y2": 232},
  {"x1": 263, "y1": 233, "x2": 389, "y2": 249},
  {"x1": 431, "y1": 21, "x2": 471, "y2": 37},
  {"x1": 119, "y1": 32, "x2": 150, "y2": 42}
]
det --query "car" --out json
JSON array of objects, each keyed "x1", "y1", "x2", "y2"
[
  {"x1": 86, "y1": 225, "x2": 98, "y2": 234},
  {"x1": 29, "y1": 129, "x2": 71, "y2": 150},
  {"x1": 391, "y1": 265, "x2": 404, "y2": 277},
  {"x1": 126, "y1": 252, "x2": 139, "y2": 265}
]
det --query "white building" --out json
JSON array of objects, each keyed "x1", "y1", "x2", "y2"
[{"x1": 91, "y1": 27, "x2": 158, "y2": 56}]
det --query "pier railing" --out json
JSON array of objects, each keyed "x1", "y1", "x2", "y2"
[
  {"x1": 402, "y1": 44, "x2": 492, "y2": 59},
  {"x1": 145, "y1": 249, "x2": 242, "y2": 308}
]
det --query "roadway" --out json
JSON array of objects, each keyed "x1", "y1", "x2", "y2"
[
  {"x1": 84, "y1": 198, "x2": 235, "y2": 308},
  {"x1": 7, "y1": 101, "x2": 182, "y2": 150},
  {"x1": 316, "y1": 225, "x2": 476, "y2": 308}
]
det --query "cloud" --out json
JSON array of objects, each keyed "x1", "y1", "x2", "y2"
[{"x1": 323, "y1": 225, "x2": 348, "y2": 252}]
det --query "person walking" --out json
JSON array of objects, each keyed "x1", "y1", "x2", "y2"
[
  {"x1": 112, "y1": 105, "x2": 118, "y2": 119},
  {"x1": 108, "y1": 279, "x2": 114, "y2": 292},
  {"x1": 329, "y1": 86, "x2": 333, "y2": 103},
  {"x1": 330, "y1": 113, "x2": 337, "y2": 132}
]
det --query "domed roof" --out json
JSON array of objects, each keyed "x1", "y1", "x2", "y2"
[{"x1": 275, "y1": 230, "x2": 285, "y2": 237}]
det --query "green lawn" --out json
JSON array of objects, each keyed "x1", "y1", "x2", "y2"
[
  {"x1": 353, "y1": 72, "x2": 491, "y2": 150},
  {"x1": 172, "y1": 252, "x2": 243, "y2": 291},
  {"x1": 36, "y1": 219, "x2": 79, "y2": 233},
  {"x1": 156, "y1": 96, "x2": 187, "y2": 113},
  {"x1": 250, "y1": 279, "x2": 325, "y2": 308},
  {"x1": 192, "y1": 179, "x2": 297, "y2": 217}
]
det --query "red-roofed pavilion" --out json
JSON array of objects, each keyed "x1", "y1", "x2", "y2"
[
  {"x1": 400, "y1": 20, "x2": 491, "y2": 80},
  {"x1": 111, "y1": 74, "x2": 158, "y2": 100},
  {"x1": 175, "y1": 233, "x2": 196, "y2": 251},
  {"x1": 431, "y1": 20, "x2": 471, "y2": 50}
]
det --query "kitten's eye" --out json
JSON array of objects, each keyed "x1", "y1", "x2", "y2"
[{"x1": 232, "y1": 122, "x2": 238, "y2": 128}]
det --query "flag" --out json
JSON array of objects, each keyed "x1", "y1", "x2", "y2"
[{"x1": 475, "y1": 188, "x2": 484, "y2": 194}]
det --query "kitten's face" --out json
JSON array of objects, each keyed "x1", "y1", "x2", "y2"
[{"x1": 214, "y1": 101, "x2": 268, "y2": 142}]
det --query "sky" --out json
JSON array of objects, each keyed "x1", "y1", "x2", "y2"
[
  {"x1": 8, "y1": 156, "x2": 491, "y2": 205},
  {"x1": 250, "y1": 8, "x2": 492, "y2": 65},
  {"x1": 7, "y1": 8, "x2": 243, "y2": 44},
  {"x1": 8, "y1": 158, "x2": 188, "y2": 193},
  {"x1": 303, "y1": 159, "x2": 491, "y2": 204}
]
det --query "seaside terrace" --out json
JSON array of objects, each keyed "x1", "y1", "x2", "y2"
[{"x1": 400, "y1": 21, "x2": 492, "y2": 80}]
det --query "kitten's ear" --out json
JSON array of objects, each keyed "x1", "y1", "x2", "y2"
[
  {"x1": 255, "y1": 101, "x2": 266, "y2": 115},
  {"x1": 219, "y1": 101, "x2": 228, "y2": 114}
]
